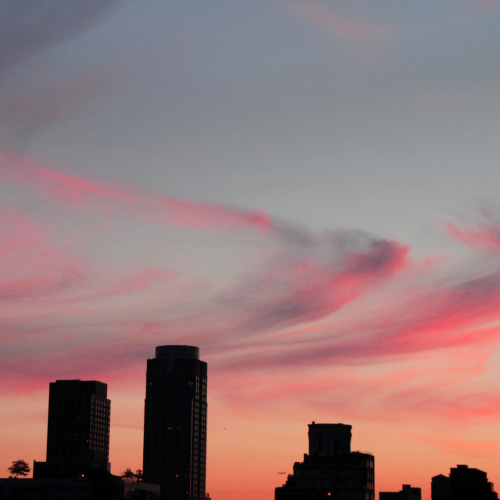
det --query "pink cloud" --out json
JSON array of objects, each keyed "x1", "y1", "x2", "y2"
[
  {"x1": 207, "y1": 339, "x2": 500, "y2": 433},
  {"x1": 218, "y1": 234, "x2": 409, "y2": 334},
  {"x1": 447, "y1": 220, "x2": 500, "y2": 251},
  {"x1": 6, "y1": 203, "x2": 500, "y2": 412},
  {"x1": 441, "y1": 391, "x2": 500, "y2": 420},
  {"x1": 216, "y1": 258, "x2": 500, "y2": 371},
  {"x1": 481, "y1": 0, "x2": 497, "y2": 8},
  {"x1": 0, "y1": 209, "x2": 84, "y2": 300},
  {"x1": 456, "y1": 0, "x2": 499, "y2": 23},
  {"x1": 0, "y1": 149, "x2": 416, "y2": 381},
  {"x1": 3, "y1": 152, "x2": 500, "y2": 450},
  {"x1": 209, "y1": 351, "x2": 480, "y2": 423},
  {"x1": 41, "y1": 268, "x2": 177, "y2": 306},
  {"x1": 285, "y1": 1, "x2": 391, "y2": 42},
  {"x1": 0, "y1": 149, "x2": 271, "y2": 232}
]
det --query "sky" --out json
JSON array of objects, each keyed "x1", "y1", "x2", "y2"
[{"x1": 1, "y1": 1, "x2": 500, "y2": 499}]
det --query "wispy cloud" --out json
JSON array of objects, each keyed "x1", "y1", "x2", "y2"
[
  {"x1": 284, "y1": 1, "x2": 392, "y2": 43},
  {"x1": 216, "y1": 233, "x2": 408, "y2": 332},
  {"x1": 0, "y1": 208, "x2": 84, "y2": 300},
  {"x1": 0, "y1": 0, "x2": 117, "y2": 70},
  {"x1": 0, "y1": 1, "x2": 118, "y2": 147},
  {"x1": 447, "y1": 215, "x2": 500, "y2": 251},
  {"x1": 0, "y1": 150, "x2": 411, "y2": 392},
  {"x1": 0, "y1": 150, "x2": 271, "y2": 231},
  {"x1": 479, "y1": 0, "x2": 498, "y2": 13},
  {"x1": 217, "y1": 272, "x2": 500, "y2": 371},
  {"x1": 2, "y1": 147, "x2": 500, "y2": 463}
]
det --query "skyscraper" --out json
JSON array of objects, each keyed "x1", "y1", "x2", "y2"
[
  {"x1": 143, "y1": 345, "x2": 207, "y2": 500},
  {"x1": 34, "y1": 380, "x2": 110, "y2": 479}
]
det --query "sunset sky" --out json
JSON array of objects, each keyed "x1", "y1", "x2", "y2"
[{"x1": 2, "y1": 2, "x2": 500, "y2": 499}]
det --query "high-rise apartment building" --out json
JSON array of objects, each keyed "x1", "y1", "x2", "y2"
[
  {"x1": 143, "y1": 345, "x2": 207, "y2": 500},
  {"x1": 34, "y1": 380, "x2": 110, "y2": 479},
  {"x1": 275, "y1": 422, "x2": 375, "y2": 500}
]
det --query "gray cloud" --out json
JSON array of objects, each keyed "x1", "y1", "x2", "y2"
[
  {"x1": 0, "y1": 0, "x2": 118, "y2": 146},
  {"x1": 215, "y1": 228, "x2": 408, "y2": 333},
  {"x1": 0, "y1": 0, "x2": 117, "y2": 69}
]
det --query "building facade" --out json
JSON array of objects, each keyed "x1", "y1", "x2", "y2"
[
  {"x1": 275, "y1": 422, "x2": 375, "y2": 500},
  {"x1": 142, "y1": 345, "x2": 207, "y2": 500},
  {"x1": 431, "y1": 465, "x2": 498, "y2": 500},
  {"x1": 34, "y1": 380, "x2": 110, "y2": 479}
]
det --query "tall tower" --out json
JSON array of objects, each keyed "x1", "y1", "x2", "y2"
[
  {"x1": 143, "y1": 345, "x2": 207, "y2": 500},
  {"x1": 34, "y1": 380, "x2": 110, "y2": 478}
]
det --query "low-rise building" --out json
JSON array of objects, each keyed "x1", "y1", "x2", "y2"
[
  {"x1": 431, "y1": 464, "x2": 498, "y2": 500},
  {"x1": 275, "y1": 422, "x2": 374, "y2": 500},
  {"x1": 379, "y1": 484, "x2": 421, "y2": 500}
]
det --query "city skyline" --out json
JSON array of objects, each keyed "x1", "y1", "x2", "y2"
[
  {"x1": 3, "y1": 375, "x2": 497, "y2": 499},
  {"x1": 2, "y1": 2, "x2": 500, "y2": 500}
]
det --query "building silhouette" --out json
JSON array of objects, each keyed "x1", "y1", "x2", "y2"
[
  {"x1": 34, "y1": 380, "x2": 110, "y2": 479},
  {"x1": 142, "y1": 345, "x2": 207, "y2": 500},
  {"x1": 6, "y1": 380, "x2": 124, "y2": 500},
  {"x1": 0, "y1": 477, "x2": 94, "y2": 499},
  {"x1": 380, "y1": 484, "x2": 421, "y2": 500},
  {"x1": 275, "y1": 422, "x2": 375, "y2": 500},
  {"x1": 431, "y1": 465, "x2": 498, "y2": 500}
]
